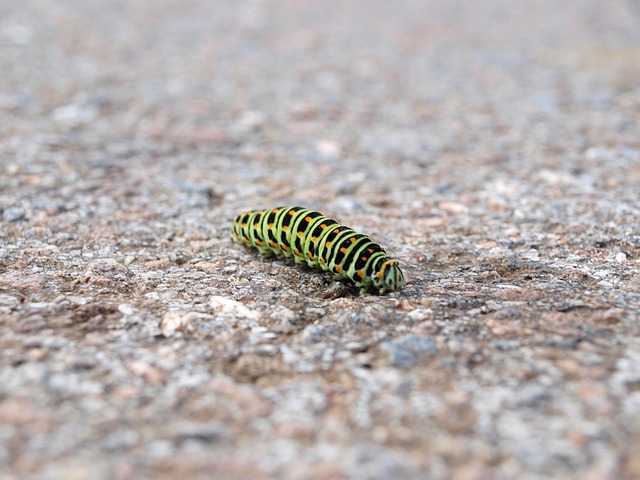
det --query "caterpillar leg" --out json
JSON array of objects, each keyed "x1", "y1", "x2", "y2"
[
  {"x1": 332, "y1": 271, "x2": 347, "y2": 281},
  {"x1": 257, "y1": 247, "x2": 276, "y2": 257}
]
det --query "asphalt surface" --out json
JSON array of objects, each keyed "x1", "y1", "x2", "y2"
[{"x1": 1, "y1": 1, "x2": 640, "y2": 479}]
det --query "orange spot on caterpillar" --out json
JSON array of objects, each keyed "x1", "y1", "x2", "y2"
[
  {"x1": 325, "y1": 241, "x2": 331, "y2": 248},
  {"x1": 308, "y1": 252, "x2": 313, "y2": 259},
  {"x1": 335, "y1": 265, "x2": 342, "y2": 273},
  {"x1": 321, "y1": 224, "x2": 327, "y2": 229},
  {"x1": 241, "y1": 223, "x2": 247, "y2": 228},
  {"x1": 281, "y1": 244, "x2": 288, "y2": 251},
  {"x1": 297, "y1": 232, "x2": 303, "y2": 237},
  {"x1": 350, "y1": 237, "x2": 356, "y2": 243},
  {"x1": 283, "y1": 225, "x2": 288, "y2": 231},
  {"x1": 311, "y1": 236, "x2": 317, "y2": 242},
  {"x1": 289, "y1": 209, "x2": 295, "y2": 215},
  {"x1": 340, "y1": 247, "x2": 347, "y2": 253},
  {"x1": 334, "y1": 228, "x2": 340, "y2": 234},
  {"x1": 305, "y1": 216, "x2": 312, "y2": 222},
  {"x1": 376, "y1": 272, "x2": 383, "y2": 279},
  {"x1": 362, "y1": 256, "x2": 368, "y2": 262},
  {"x1": 294, "y1": 248, "x2": 300, "y2": 255},
  {"x1": 253, "y1": 223, "x2": 259, "y2": 229},
  {"x1": 368, "y1": 248, "x2": 374, "y2": 253},
  {"x1": 320, "y1": 258, "x2": 326, "y2": 264},
  {"x1": 255, "y1": 239, "x2": 263, "y2": 246},
  {"x1": 272, "y1": 208, "x2": 278, "y2": 213},
  {"x1": 357, "y1": 270, "x2": 364, "y2": 278},
  {"x1": 269, "y1": 240, "x2": 276, "y2": 247},
  {"x1": 268, "y1": 223, "x2": 274, "y2": 229}
]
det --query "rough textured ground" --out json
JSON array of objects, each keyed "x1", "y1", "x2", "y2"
[{"x1": 1, "y1": 0, "x2": 640, "y2": 478}]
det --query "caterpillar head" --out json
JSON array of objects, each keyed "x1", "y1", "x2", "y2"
[{"x1": 372, "y1": 258, "x2": 404, "y2": 294}]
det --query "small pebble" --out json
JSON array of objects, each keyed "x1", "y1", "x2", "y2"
[
  {"x1": 301, "y1": 325, "x2": 327, "y2": 343},
  {"x1": 615, "y1": 252, "x2": 627, "y2": 263},
  {"x1": 3, "y1": 208, "x2": 26, "y2": 222},
  {"x1": 118, "y1": 304, "x2": 135, "y2": 316},
  {"x1": 344, "y1": 341, "x2": 368, "y2": 353},
  {"x1": 407, "y1": 309, "x2": 433, "y2": 321}
]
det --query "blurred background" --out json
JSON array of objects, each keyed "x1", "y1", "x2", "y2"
[{"x1": 2, "y1": 0, "x2": 638, "y2": 219}]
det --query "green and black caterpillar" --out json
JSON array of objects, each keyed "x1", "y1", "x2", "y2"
[{"x1": 232, "y1": 206, "x2": 404, "y2": 294}]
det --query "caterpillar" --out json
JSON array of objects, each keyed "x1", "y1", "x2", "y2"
[{"x1": 232, "y1": 206, "x2": 404, "y2": 294}]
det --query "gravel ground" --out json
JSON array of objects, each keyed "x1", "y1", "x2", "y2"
[{"x1": 1, "y1": 0, "x2": 640, "y2": 479}]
